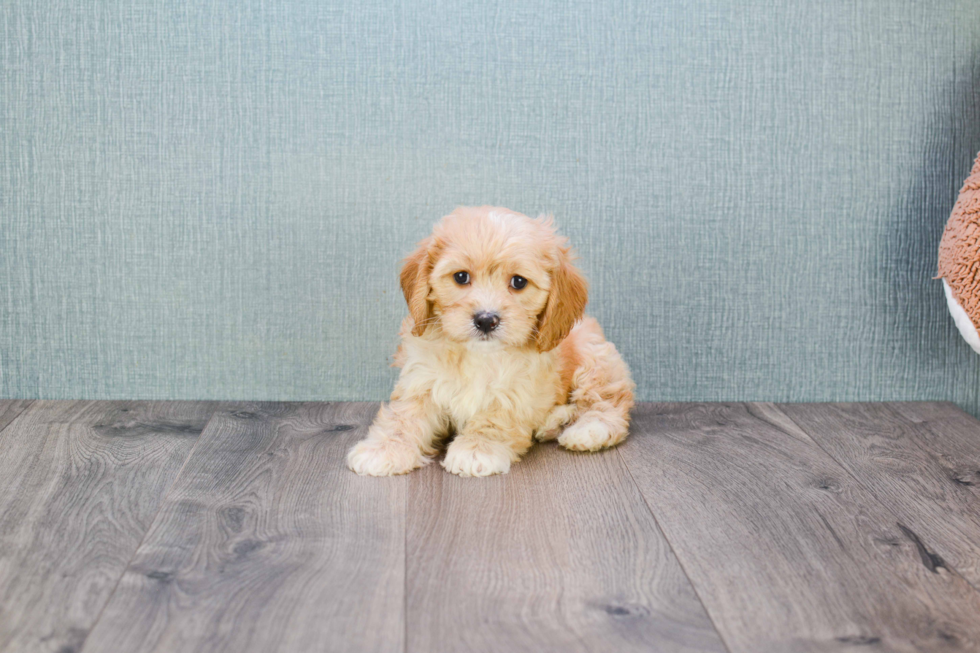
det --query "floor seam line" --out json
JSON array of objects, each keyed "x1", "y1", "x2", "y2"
[
  {"x1": 772, "y1": 402, "x2": 980, "y2": 598},
  {"x1": 0, "y1": 399, "x2": 36, "y2": 438},
  {"x1": 615, "y1": 437, "x2": 734, "y2": 653},
  {"x1": 877, "y1": 402, "x2": 980, "y2": 596},
  {"x1": 403, "y1": 431, "x2": 409, "y2": 653},
  {"x1": 76, "y1": 400, "x2": 225, "y2": 653}
]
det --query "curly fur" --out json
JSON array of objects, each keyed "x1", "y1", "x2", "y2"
[{"x1": 348, "y1": 206, "x2": 635, "y2": 477}]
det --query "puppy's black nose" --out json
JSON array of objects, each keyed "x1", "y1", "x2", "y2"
[{"x1": 473, "y1": 312, "x2": 500, "y2": 334}]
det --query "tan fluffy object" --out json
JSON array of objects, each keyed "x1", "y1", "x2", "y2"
[{"x1": 938, "y1": 151, "x2": 980, "y2": 353}]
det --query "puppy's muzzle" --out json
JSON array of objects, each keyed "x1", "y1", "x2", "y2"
[{"x1": 473, "y1": 311, "x2": 500, "y2": 334}]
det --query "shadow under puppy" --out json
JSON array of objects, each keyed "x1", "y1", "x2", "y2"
[{"x1": 348, "y1": 206, "x2": 635, "y2": 477}]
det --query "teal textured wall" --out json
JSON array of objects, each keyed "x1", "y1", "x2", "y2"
[{"x1": 3, "y1": 1, "x2": 980, "y2": 409}]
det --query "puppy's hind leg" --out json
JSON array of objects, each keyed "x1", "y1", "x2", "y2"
[
  {"x1": 559, "y1": 407, "x2": 630, "y2": 452},
  {"x1": 557, "y1": 320, "x2": 635, "y2": 453}
]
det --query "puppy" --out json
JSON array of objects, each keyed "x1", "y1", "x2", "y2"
[{"x1": 347, "y1": 206, "x2": 635, "y2": 477}]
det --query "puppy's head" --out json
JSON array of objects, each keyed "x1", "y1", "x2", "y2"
[{"x1": 400, "y1": 206, "x2": 588, "y2": 351}]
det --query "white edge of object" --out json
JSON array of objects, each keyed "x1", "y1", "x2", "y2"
[{"x1": 943, "y1": 278, "x2": 980, "y2": 354}]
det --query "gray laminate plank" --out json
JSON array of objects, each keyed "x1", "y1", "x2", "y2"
[
  {"x1": 779, "y1": 402, "x2": 980, "y2": 589},
  {"x1": 406, "y1": 440, "x2": 727, "y2": 653},
  {"x1": 0, "y1": 400, "x2": 215, "y2": 653},
  {"x1": 887, "y1": 402, "x2": 980, "y2": 467},
  {"x1": 0, "y1": 399, "x2": 33, "y2": 432},
  {"x1": 620, "y1": 403, "x2": 980, "y2": 653},
  {"x1": 81, "y1": 402, "x2": 405, "y2": 653}
]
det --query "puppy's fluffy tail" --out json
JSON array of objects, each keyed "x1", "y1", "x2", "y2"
[{"x1": 535, "y1": 317, "x2": 635, "y2": 451}]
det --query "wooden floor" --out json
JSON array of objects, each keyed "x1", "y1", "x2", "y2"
[{"x1": 1, "y1": 402, "x2": 980, "y2": 652}]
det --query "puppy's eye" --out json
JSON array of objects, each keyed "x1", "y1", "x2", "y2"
[
  {"x1": 453, "y1": 271, "x2": 470, "y2": 285},
  {"x1": 510, "y1": 275, "x2": 528, "y2": 290}
]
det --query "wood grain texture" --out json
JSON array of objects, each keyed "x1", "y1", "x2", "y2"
[
  {"x1": 81, "y1": 402, "x2": 405, "y2": 653},
  {"x1": 405, "y1": 441, "x2": 727, "y2": 653},
  {"x1": 777, "y1": 402, "x2": 980, "y2": 589},
  {"x1": 0, "y1": 400, "x2": 215, "y2": 653},
  {"x1": 620, "y1": 403, "x2": 980, "y2": 653},
  {"x1": 0, "y1": 400, "x2": 33, "y2": 432}
]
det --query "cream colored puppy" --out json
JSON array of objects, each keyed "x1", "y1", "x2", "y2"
[{"x1": 347, "y1": 206, "x2": 635, "y2": 477}]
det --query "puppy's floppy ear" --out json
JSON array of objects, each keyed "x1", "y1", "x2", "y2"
[
  {"x1": 400, "y1": 237, "x2": 435, "y2": 336},
  {"x1": 536, "y1": 247, "x2": 588, "y2": 351}
]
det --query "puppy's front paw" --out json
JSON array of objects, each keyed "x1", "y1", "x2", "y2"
[
  {"x1": 558, "y1": 416, "x2": 619, "y2": 452},
  {"x1": 347, "y1": 438, "x2": 426, "y2": 476},
  {"x1": 442, "y1": 438, "x2": 513, "y2": 477}
]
